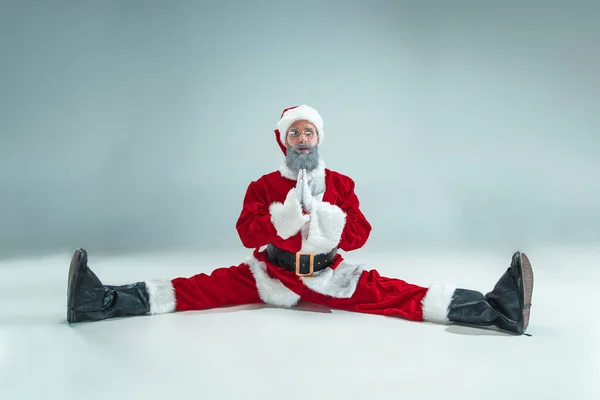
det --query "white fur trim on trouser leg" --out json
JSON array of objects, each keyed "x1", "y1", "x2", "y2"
[
  {"x1": 421, "y1": 284, "x2": 456, "y2": 324},
  {"x1": 246, "y1": 255, "x2": 300, "y2": 308},
  {"x1": 145, "y1": 280, "x2": 176, "y2": 314},
  {"x1": 301, "y1": 261, "x2": 365, "y2": 298}
]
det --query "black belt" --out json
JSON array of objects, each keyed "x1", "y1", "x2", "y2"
[{"x1": 266, "y1": 244, "x2": 337, "y2": 277}]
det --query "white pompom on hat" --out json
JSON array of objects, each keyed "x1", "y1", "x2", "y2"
[{"x1": 274, "y1": 105, "x2": 324, "y2": 154}]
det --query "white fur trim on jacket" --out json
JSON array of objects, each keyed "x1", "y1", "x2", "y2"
[
  {"x1": 278, "y1": 159, "x2": 326, "y2": 196},
  {"x1": 421, "y1": 284, "x2": 456, "y2": 324},
  {"x1": 145, "y1": 280, "x2": 176, "y2": 314},
  {"x1": 269, "y1": 188, "x2": 310, "y2": 240},
  {"x1": 301, "y1": 261, "x2": 365, "y2": 298},
  {"x1": 246, "y1": 255, "x2": 301, "y2": 308},
  {"x1": 300, "y1": 200, "x2": 347, "y2": 254},
  {"x1": 277, "y1": 105, "x2": 324, "y2": 146}
]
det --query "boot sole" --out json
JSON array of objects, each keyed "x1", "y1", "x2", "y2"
[
  {"x1": 67, "y1": 248, "x2": 87, "y2": 323},
  {"x1": 519, "y1": 252, "x2": 534, "y2": 332}
]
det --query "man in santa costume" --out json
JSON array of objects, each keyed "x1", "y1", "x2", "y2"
[{"x1": 67, "y1": 105, "x2": 534, "y2": 335}]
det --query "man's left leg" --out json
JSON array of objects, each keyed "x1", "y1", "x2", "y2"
[
  {"x1": 301, "y1": 251, "x2": 534, "y2": 335},
  {"x1": 300, "y1": 265, "x2": 430, "y2": 322}
]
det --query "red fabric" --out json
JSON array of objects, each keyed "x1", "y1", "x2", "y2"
[
  {"x1": 171, "y1": 256, "x2": 427, "y2": 321},
  {"x1": 304, "y1": 270, "x2": 428, "y2": 321},
  {"x1": 171, "y1": 264, "x2": 262, "y2": 311},
  {"x1": 275, "y1": 106, "x2": 300, "y2": 155},
  {"x1": 235, "y1": 168, "x2": 372, "y2": 255},
  {"x1": 274, "y1": 129, "x2": 287, "y2": 155},
  {"x1": 251, "y1": 248, "x2": 428, "y2": 321},
  {"x1": 280, "y1": 106, "x2": 298, "y2": 117},
  {"x1": 171, "y1": 163, "x2": 423, "y2": 320}
]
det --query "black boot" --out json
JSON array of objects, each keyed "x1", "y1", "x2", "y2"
[
  {"x1": 447, "y1": 251, "x2": 534, "y2": 335},
  {"x1": 67, "y1": 248, "x2": 151, "y2": 323}
]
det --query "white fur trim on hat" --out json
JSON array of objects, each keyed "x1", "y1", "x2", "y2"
[{"x1": 277, "y1": 105, "x2": 324, "y2": 147}]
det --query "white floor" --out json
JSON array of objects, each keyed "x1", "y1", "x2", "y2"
[{"x1": 0, "y1": 246, "x2": 598, "y2": 400}]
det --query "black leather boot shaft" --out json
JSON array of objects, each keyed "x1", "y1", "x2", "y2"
[
  {"x1": 67, "y1": 248, "x2": 150, "y2": 323},
  {"x1": 446, "y1": 252, "x2": 530, "y2": 335},
  {"x1": 447, "y1": 287, "x2": 523, "y2": 334},
  {"x1": 485, "y1": 267, "x2": 525, "y2": 333},
  {"x1": 74, "y1": 282, "x2": 151, "y2": 322},
  {"x1": 447, "y1": 288, "x2": 504, "y2": 327}
]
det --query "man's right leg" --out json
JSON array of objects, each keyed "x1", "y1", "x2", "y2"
[
  {"x1": 67, "y1": 248, "x2": 262, "y2": 323},
  {"x1": 171, "y1": 264, "x2": 263, "y2": 311}
]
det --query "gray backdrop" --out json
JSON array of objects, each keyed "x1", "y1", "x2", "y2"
[{"x1": 1, "y1": 0, "x2": 598, "y2": 259}]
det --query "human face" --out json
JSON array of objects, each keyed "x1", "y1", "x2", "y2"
[{"x1": 286, "y1": 120, "x2": 318, "y2": 153}]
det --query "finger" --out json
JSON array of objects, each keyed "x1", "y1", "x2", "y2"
[
  {"x1": 296, "y1": 173, "x2": 304, "y2": 201},
  {"x1": 303, "y1": 180, "x2": 311, "y2": 210},
  {"x1": 303, "y1": 171, "x2": 311, "y2": 194}
]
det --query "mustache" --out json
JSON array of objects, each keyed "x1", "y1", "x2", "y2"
[{"x1": 294, "y1": 143, "x2": 313, "y2": 151}]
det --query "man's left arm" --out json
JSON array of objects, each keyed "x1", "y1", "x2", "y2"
[{"x1": 302, "y1": 173, "x2": 372, "y2": 253}]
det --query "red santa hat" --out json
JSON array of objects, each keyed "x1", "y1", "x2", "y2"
[{"x1": 274, "y1": 105, "x2": 324, "y2": 155}]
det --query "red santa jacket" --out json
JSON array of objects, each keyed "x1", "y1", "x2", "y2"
[{"x1": 235, "y1": 160, "x2": 372, "y2": 262}]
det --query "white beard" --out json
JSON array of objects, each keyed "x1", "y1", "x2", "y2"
[{"x1": 285, "y1": 144, "x2": 321, "y2": 174}]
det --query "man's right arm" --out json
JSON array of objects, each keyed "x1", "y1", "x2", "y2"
[{"x1": 235, "y1": 180, "x2": 308, "y2": 249}]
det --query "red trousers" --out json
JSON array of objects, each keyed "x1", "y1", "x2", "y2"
[{"x1": 171, "y1": 250, "x2": 430, "y2": 322}]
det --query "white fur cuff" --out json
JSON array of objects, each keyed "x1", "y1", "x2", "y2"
[
  {"x1": 301, "y1": 201, "x2": 346, "y2": 254},
  {"x1": 421, "y1": 284, "x2": 456, "y2": 324},
  {"x1": 246, "y1": 255, "x2": 301, "y2": 308},
  {"x1": 300, "y1": 261, "x2": 365, "y2": 298},
  {"x1": 269, "y1": 188, "x2": 308, "y2": 239},
  {"x1": 145, "y1": 280, "x2": 176, "y2": 314}
]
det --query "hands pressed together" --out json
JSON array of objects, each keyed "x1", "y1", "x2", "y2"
[
  {"x1": 295, "y1": 169, "x2": 313, "y2": 213},
  {"x1": 269, "y1": 167, "x2": 346, "y2": 249},
  {"x1": 269, "y1": 169, "x2": 316, "y2": 240}
]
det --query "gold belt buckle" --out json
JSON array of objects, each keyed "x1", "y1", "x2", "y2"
[{"x1": 295, "y1": 252, "x2": 314, "y2": 277}]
